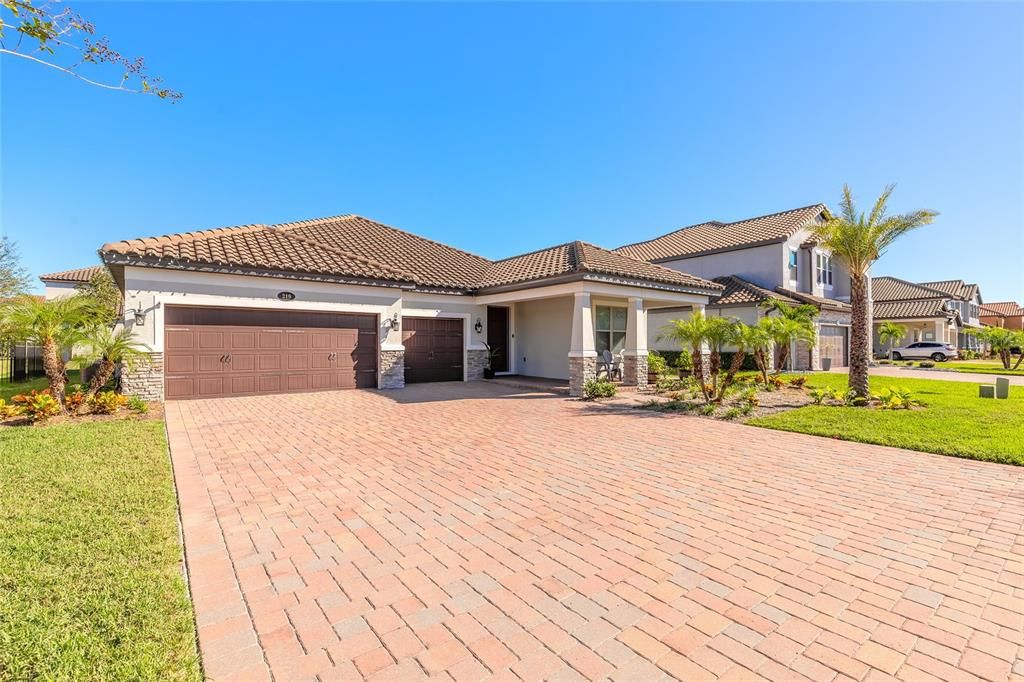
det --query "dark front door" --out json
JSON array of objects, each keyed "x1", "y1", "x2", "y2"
[
  {"x1": 163, "y1": 306, "x2": 377, "y2": 400},
  {"x1": 402, "y1": 317, "x2": 464, "y2": 383},
  {"x1": 486, "y1": 306, "x2": 509, "y2": 373}
]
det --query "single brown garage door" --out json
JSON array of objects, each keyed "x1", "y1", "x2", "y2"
[
  {"x1": 820, "y1": 325, "x2": 848, "y2": 368},
  {"x1": 402, "y1": 317, "x2": 463, "y2": 383},
  {"x1": 164, "y1": 306, "x2": 377, "y2": 400}
]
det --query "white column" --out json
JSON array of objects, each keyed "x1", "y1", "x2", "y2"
[
  {"x1": 623, "y1": 297, "x2": 647, "y2": 356},
  {"x1": 568, "y1": 292, "x2": 597, "y2": 358},
  {"x1": 935, "y1": 319, "x2": 946, "y2": 344}
]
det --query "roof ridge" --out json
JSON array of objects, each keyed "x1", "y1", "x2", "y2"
[
  {"x1": 275, "y1": 214, "x2": 494, "y2": 266},
  {"x1": 488, "y1": 241, "x2": 576, "y2": 264},
  {"x1": 39, "y1": 264, "x2": 104, "y2": 281},
  {"x1": 872, "y1": 275, "x2": 951, "y2": 299}
]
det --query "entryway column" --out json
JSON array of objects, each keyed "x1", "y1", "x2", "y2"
[
  {"x1": 623, "y1": 297, "x2": 648, "y2": 389},
  {"x1": 568, "y1": 292, "x2": 597, "y2": 397},
  {"x1": 934, "y1": 319, "x2": 946, "y2": 345},
  {"x1": 379, "y1": 298, "x2": 405, "y2": 389}
]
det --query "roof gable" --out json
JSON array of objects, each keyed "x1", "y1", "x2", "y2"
[
  {"x1": 615, "y1": 204, "x2": 827, "y2": 262},
  {"x1": 39, "y1": 265, "x2": 105, "y2": 284},
  {"x1": 919, "y1": 279, "x2": 979, "y2": 302},
  {"x1": 710, "y1": 275, "x2": 799, "y2": 307},
  {"x1": 981, "y1": 301, "x2": 1024, "y2": 317}
]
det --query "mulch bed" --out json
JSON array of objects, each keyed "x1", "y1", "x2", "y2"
[{"x1": 0, "y1": 402, "x2": 164, "y2": 428}]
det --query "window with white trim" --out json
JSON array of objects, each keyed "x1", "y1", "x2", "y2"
[
  {"x1": 815, "y1": 253, "x2": 833, "y2": 286},
  {"x1": 788, "y1": 249, "x2": 799, "y2": 281},
  {"x1": 594, "y1": 305, "x2": 627, "y2": 354}
]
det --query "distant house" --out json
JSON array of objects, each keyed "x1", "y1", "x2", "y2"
[
  {"x1": 871, "y1": 277, "x2": 984, "y2": 354},
  {"x1": 39, "y1": 265, "x2": 104, "y2": 300},
  {"x1": 980, "y1": 301, "x2": 1024, "y2": 331},
  {"x1": 617, "y1": 204, "x2": 852, "y2": 370}
]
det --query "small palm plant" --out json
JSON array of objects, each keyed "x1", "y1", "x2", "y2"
[
  {"x1": 877, "y1": 321, "x2": 907, "y2": 360},
  {"x1": 766, "y1": 316, "x2": 816, "y2": 373},
  {"x1": 78, "y1": 326, "x2": 149, "y2": 412},
  {"x1": 761, "y1": 298, "x2": 819, "y2": 324},
  {"x1": 970, "y1": 327, "x2": 1024, "y2": 370},
  {"x1": 660, "y1": 311, "x2": 711, "y2": 402},
  {"x1": 741, "y1": 319, "x2": 775, "y2": 384},
  {"x1": 814, "y1": 185, "x2": 937, "y2": 398},
  {"x1": 0, "y1": 295, "x2": 94, "y2": 411}
]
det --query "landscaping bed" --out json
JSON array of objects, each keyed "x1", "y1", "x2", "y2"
[{"x1": 0, "y1": 419, "x2": 201, "y2": 679}]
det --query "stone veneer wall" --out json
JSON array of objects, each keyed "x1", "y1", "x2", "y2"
[
  {"x1": 121, "y1": 352, "x2": 164, "y2": 401},
  {"x1": 568, "y1": 356, "x2": 597, "y2": 397},
  {"x1": 623, "y1": 354, "x2": 649, "y2": 390},
  {"x1": 379, "y1": 350, "x2": 405, "y2": 389},
  {"x1": 466, "y1": 349, "x2": 487, "y2": 381}
]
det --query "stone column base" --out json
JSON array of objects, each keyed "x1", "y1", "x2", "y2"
[
  {"x1": 467, "y1": 349, "x2": 487, "y2": 381},
  {"x1": 379, "y1": 349, "x2": 405, "y2": 389},
  {"x1": 623, "y1": 353, "x2": 649, "y2": 389},
  {"x1": 122, "y1": 352, "x2": 164, "y2": 401},
  {"x1": 568, "y1": 356, "x2": 597, "y2": 397}
]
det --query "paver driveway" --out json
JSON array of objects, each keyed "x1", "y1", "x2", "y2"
[{"x1": 166, "y1": 382, "x2": 1024, "y2": 681}]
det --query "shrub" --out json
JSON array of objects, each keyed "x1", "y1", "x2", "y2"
[
  {"x1": 582, "y1": 379, "x2": 617, "y2": 400},
  {"x1": 0, "y1": 398, "x2": 25, "y2": 419},
  {"x1": 740, "y1": 387, "x2": 759, "y2": 407},
  {"x1": 810, "y1": 386, "x2": 839, "y2": 405},
  {"x1": 126, "y1": 395, "x2": 149, "y2": 414},
  {"x1": 918, "y1": 361, "x2": 935, "y2": 368},
  {"x1": 788, "y1": 376, "x2": 807, "y2": 388},
  {"x1": 878, "y1": 359, "x2": 892, "y2": 365},
  {"x1": 90, "y1": 391, "x2": 129, "y2": 414},
  {"x1": 767, "y1": 375, "x2": 785, "y2": 390},
  {"x1": 718, "y1": 352, "x2": 759, "y2": 371},
  {"x1": 721, "y1": 406, "x2": 742, "y2": 420},
  {"x1": 64, "y1": 385, "x2": 86, "y2": 412},
  {"x1": 12, "y1": 390, "x2": 62, "y2": 421},
  {"x1": 873, "y1": 386, "x2": 920, "y2": 410},
  {"x1": 739, "y1": 402, "x2": 755, "y2": 416},
  {"x1": 699, "y1": 403, "x2": 716, "y2": 416},
  {"x1": 647, "y1": 351, "x2": 668, "y2": 376}
]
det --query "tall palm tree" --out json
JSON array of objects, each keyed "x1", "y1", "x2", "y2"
[
  {"x1": 877, "y1": 321, "x2": 907, "y2": 360},
  {"x1": 814, "y1": 185, "x2": 937, "y2": 398},
  {"x1": 78, "y1": 326, "x2": 148, "y2": 411},
  {"x1": 766, "y1": 316, "x2": 816, "y2": 373},
  {"x1": 0, "y1": 295, "x2": 94, "y2": 410}
]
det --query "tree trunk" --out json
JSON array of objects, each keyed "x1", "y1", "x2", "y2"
[
  {"x1": 691, "y1": 348, "x2": 709, "y2": 403},
  {"x1": 848, "y1": 273, "x2": 870, "y2": 399},
  {"x1": 709, "y1": 350, "x2": 721, "y2": 396},
  {"x1": 775, "y1": 345, "x2": 789, "y2": 375},
  {"x1": 756, "y1": 350, "x2": 769, "y2": 384},
  {"x1": 80, "y1": 358, "x2": 115, "y2": 414},
  {"x1": 717, "y1": 350, "x2": 747, "y2": 401},
  {"x1": 1013, "y1": 352, "x2": 1023, "y2": 371},
  {"x1": 41, "y1": 338, "x2": 68, "y2": 413}
]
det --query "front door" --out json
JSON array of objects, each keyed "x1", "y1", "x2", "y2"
[{"x1": 486, "y1": 306, "x2": 510, "y2": 373}]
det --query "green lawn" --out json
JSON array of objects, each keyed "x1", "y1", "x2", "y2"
[
  {"x1": 940, "y1": 360, "x2": 1024, "y2": 376},
  {"x1": 0, "y1": 420, "x2": 201, "y2": 680},
  {"x1": 749, "y1": 373, "x2": 1024, "y2": 466}
]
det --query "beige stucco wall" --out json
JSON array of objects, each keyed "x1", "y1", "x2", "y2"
[
  {"x1": 513, "y1": 296, "x2": 573, "y2": 379},
  {"x1": 43, "y1": 282, "x2": 79, "y2": 300},
  {"x1": 658, "y1": 243, "x2": 784, "y2": 292}
]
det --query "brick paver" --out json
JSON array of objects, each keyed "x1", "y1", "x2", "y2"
[{"x1": 165, "y1": 382, "x2": 1024, "y2": 681}]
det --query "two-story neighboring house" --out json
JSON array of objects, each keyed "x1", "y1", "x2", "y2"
[
  {"x1": 870, "y1": 277, "x2": 984, "y2": 354},
  {"x1": 980, "y1": 301, "x2": 1024, "y2": 330},
  {"x1": 616, "y1": 204, "x2": 853, "y2": 370}
]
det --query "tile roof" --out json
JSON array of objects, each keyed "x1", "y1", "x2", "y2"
[
  {"x1": 981, "y1": 301, "x2": 1024, "y2": 317},
  {"x1": 873, "y1": 298, "x2": 954, "y2": 320},
  {"x1": 774, "y1": 288, "x2": 851, "y2": 312},
  {"x1": 919, "y1": 279, "x2": 979, "y2": 301},
  {"x1": 871, "y1": 276, "x2": 949, "y2": 302},
  {"x1": 101, "y1": 221, "x2": 420, "y2": 286},
  {"x1": 615, "y1": 204, "x2": 827, "y2": 262},
  {"x1": 101, "y1": 215, "x2": 722, "y2": 294},
  {"x1": 39, "y1": 265, "x2": 104, "y2": 283},
  {"x1": 477, "y1": 241, "x2": 722, "y2": 292},
  {"x1": 710, "y1": 275, "x2": 799, "y2": 307}
]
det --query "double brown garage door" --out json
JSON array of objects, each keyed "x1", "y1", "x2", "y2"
[{"x1": 164, "y1": 306, "x2": 377, "y2": 400}]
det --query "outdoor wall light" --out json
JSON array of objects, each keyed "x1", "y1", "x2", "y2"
[
  {"x1": 383, "y1": 313, "x2": 400, "y2": 332},
  {"x1": 126, "y1": 308, "x2": 146, "y2": 326},
  {"x1": 474, "y1": 318, "x2": 483, "y2": 334}
]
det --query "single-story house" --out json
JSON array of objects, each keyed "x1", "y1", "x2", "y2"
[{"x1": 98, "y1": 215, "x2": 723, "y2": 399}]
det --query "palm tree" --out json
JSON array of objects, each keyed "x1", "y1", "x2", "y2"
[
  {"x1": 715, "y1": 321, "x2": 755, "y2": 401},
  {"x1": 740, "y1": 319, "x2": 775, "y2": 384},
  {"x1": 877, "y1": 321, "x2": 906, "y2": 360},
  {"x1": 814, "y1": 185, "x2": 937, "y2": 398},
  {"x1": 660, "y1": 310, "x2": 711, "y2": 402},
  {"x1": 704, "y1": 316, "x2": 737, "y2": 398},
  {"x1": 971, "y1": 327, "x2": 1024, "y2": 370},
  {"x1": 761, "y1": 298, "x2": 819, "y2": 324},
  {"x1": 0, "y1": 295, "x2": 94, "y2": 410},
  {"x1": 766, "y1": 316, "x2": 816, "y2": 373},
  {"x1": 78, "y1": 327, "x2": 148, "y2": 411}
]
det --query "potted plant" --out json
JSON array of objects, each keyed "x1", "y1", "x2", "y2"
[
  {"x1": 647, "y1": 350, "x2": 667, "y2": 384},
  {"x1": 483, "y1": 343, "x2": 501, "y2": 379}
]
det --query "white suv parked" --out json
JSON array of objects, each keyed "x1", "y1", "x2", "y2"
[{"x1": 890, "y1": 342, "x2": 958, "y2": 362}]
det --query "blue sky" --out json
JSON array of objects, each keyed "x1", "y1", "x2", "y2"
[{"x1": 2, "y1": 2, "x2": 1022, "y2": 301}]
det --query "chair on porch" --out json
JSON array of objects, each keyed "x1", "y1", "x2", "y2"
[{"x1": 598, "y1": 349, "x2": 622, "y2": 381}]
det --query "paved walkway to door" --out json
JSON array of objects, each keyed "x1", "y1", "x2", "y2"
[{"x1": 166, "y1": 382, "x2": 1024, "y2": 681}]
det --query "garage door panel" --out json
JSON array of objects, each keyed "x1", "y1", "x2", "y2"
[
  {"x1": 402, "y1": 317, "x2": 463, "y2": 383},
  {"x1": 164, "y1": 307, "x2": 378, "y2": 399}
]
